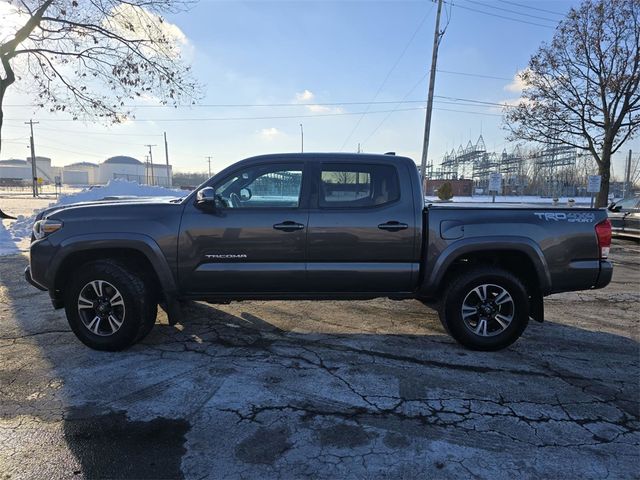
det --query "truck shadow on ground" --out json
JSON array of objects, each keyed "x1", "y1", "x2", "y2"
[{"x1": 1, "y1": 254, "x2": 639, "y2": 479}]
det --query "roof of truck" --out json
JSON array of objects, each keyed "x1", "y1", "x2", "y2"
[{"x1": 241, "y1": 152, "x2": 415, "y2": 163}]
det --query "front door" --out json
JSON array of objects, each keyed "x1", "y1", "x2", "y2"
[
  {"x1": 306, "y1": 161, "x2": 418, "y2": 292},
  {"x1": 623, "y1": 199, "x2": 640, "y2": 237},
  {"x1": 178, "y1": 161, "x2": 308, "y2": 294}
]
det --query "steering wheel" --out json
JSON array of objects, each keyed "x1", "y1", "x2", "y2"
[{"x1": 229, "y1": 192, "x2": 241, "y2": 208}]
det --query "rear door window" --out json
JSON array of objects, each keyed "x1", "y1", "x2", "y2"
[{"x1": 319, "y1": 163, "x2": 400, "y2": 208}]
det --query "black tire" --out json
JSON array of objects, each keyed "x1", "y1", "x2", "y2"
[
  {"x1": 64, "y1": 260, "x2": 157, "y2": 351},
  {"x1": 439, "y1": 266, "x2": 529, "y2": 351}
]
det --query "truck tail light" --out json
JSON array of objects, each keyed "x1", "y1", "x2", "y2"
[{"x1": 595, "y1": 219, "x2": 611, "y2": 259}]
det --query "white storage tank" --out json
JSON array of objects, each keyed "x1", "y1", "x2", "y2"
[{"x1": 98, "y1": 156, "x2": 145, "y2": 184}]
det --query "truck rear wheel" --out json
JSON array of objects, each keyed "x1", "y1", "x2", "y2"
[
  {"x1": 64, "y1": 260, "x2": 157, "y2": 351},
  {"x1": 440, "y1": 266, "x2": 529, "y2": 351}
]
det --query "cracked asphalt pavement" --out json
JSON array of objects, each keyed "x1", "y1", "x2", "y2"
[{"x1": 1, "y1": 241, "x2": 639, "y2": 479}]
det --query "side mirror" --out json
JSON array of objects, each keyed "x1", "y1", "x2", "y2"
[
  {"x1": 196, "y1": 187, "x2": 216, "y2": 211},
  {"x1": 610, "y1": 204, "x2": 622, "y2": 212}
]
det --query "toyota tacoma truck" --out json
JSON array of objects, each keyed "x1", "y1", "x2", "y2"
[{"x1": 25, "y1": 153, "x2": 613, "y2": 351}]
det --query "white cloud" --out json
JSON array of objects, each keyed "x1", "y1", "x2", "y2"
[
  {"x1": 293, "y1": 89, "x2": 344, "y2": 114},
  {"x1": 305, "y1": 104, "x2": 345, "y2": 114},
  {"x1": 504, "y1": 70, "x2": 528, "y2": 93},
  {"x1": 295, "y1": 90, "x2": 315, "y2": 102},
  {"x1": 259, "y1": 127, "x2": 281, "y2": 139}
]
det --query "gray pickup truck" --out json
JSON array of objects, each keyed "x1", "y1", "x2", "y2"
[{"x1": 25, "y1": 153, "x2": 613, "y2": 351}]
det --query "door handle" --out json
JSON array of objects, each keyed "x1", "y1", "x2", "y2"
[
  {"x1": 378, "y1": 221, "x2": 409, "y2": 232},
  {"x1": 273, "y1": 221, "x2": 305, "y2": 232}
]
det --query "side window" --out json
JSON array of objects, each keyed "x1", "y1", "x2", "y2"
[
  {"x1": 319, "y1": 163, "x2": 400, "y2": 208},
  {"x1": 616, "y1": 198, "x2": 638, "y2": 211},
  {"x1": 214, "y1": 163, "x2": 303, "y2": 208}
]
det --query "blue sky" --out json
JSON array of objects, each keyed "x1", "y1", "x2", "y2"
[{"x1": 1, "y1": 0, "x2": 637, "y2": 177}]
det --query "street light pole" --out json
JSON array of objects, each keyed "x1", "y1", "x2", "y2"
[
  {"x1": 145, "y1": 144, "x2": 157, "y2": 185},
  {"x1": 300, "y1": 124, "x2": 304, "y2": 153},
  {"x1": 25, "y1": 119, "x2": 39, "y2": 197},
  {"x1": 206, "y1": 156, "x2": 212, "y2": 177}
]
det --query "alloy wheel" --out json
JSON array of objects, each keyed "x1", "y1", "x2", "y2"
[
  {"x1": 461, "y1": 283, "x2": 514, "y2": 337},
  {"x1": 77, "y1": 280, "x2": 126, "y2": 336}
]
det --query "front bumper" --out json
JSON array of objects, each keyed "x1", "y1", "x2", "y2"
[
  {"x1": 24, "y1": 265, "x2": 47, "y2": 291},
  {"x1": 594, "y1": 260, "x2": 613, "y2": 289}
]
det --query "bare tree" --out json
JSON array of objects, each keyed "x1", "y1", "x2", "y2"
[
  {"x1": 505, "y1": 0, "x2": 640, "y2": 207},
  {"x1": 0, "y1": 0, "x2": 200, "y2": 154}
]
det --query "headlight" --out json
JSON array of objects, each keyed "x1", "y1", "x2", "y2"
[{"x1": 33, "y1": 219, "x2": 63, "y2": 240}]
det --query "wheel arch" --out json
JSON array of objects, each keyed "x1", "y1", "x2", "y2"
[
  {"x1": 421, "y1": 237, "x2": 551, "y2": 299},
  {"x1": 48, "y1": 233, "x2": 177, "y2": 309}
]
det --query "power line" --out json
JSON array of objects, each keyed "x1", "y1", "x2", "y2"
[
  {"x1": 462, "y1": 0, "x2": 559, "y2": 23},
  {"x1": 445, "y1": 1, "x2": 556, "y2": 29},
  {"x1": 434, "y1": 95, "x2": 515, "y2": 108},
  {"x1": 4, "y1": 100, "x2": 511, "y2": 126},
  {"x1": 6, "y1": 107, "x2": 429, "y2": 123},
  {"x1": 432, "y1": 107, "x2": 501, "y2": 117},
  {"x1": 36, "y1": 127, "x2": 160, "y2": 146},
  {"x1": 436, "y1": 69, "x2": 513, "y2": 81},
  {"x1": 361, "y1": 71, "x2": 430, "y2": 147},
  {"x1": 497, "y1": 0, "x2": 566, "y2": 17},
  {"x1": 34, "y1": 141, "x2": 105, "y2": 158},
  {"x1": 2, "y1": 98, "x2": 504, "y2": 109},
  {"x1": 339, "y1": 2, "x2": 436, "y2": 151}
]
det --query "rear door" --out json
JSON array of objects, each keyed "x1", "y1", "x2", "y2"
[
  {"x1": 306, "y1": 160, "x2": 417, "y2": 292},
  {"x1": 178, "y1": 161, "x2": 309, "y2": 294}
]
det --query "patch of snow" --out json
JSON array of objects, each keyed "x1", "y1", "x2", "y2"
[
  {"x1": 0, "y1": 221, "x2": 19, "y2": 256},
  {"x1": 2, "y1": 180, "x2": 184, "y2": 255}
]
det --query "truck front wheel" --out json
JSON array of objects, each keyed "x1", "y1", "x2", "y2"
[
  {"x1": 440, "y1": 266, "x2": 529, "y2": 351},
  {"x1": 64, "y1": 260, "x2": 157, "y2": 351}
]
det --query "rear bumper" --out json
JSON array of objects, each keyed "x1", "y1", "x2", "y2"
[
  {"x1": 24, "y1": 265, "x2": 47, "y2": 291},
  {"x1": 594, "y1": 260, "x2": 613, "y2": 289}
]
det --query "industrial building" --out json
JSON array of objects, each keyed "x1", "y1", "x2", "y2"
[
  {"x1": 62, "y1": 162, "x2": 99, "y2": 185},
  {"x1": 0, "y1": 157, "x2": 58, "y2": 185},
  {"x1": 0, "y1": 155, "x2": 173, "y2": 187}
]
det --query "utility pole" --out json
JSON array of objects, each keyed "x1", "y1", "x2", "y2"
[
  {"x1": 624, "y1": 149, "x2": 632, "y2": 198},
  {"x1": 206, "y1": 156, "x2": 212, "y2": 177},
  {"x1": 357, "y1": 143, "x2": 361, "y2": 154},
  {"x1": 145, "y1": 144, "x2": 156, "y2": 185},
  {"x1": 419, "y1": 0, "x2": 444, "y2": 182},
  {"x1": 164, "y1": 132, "x2": 171, "y2": 187},
  {"x1": 25, "y1": 119, "x2": 39, "y2": 197},
  {"x1": 299, "y1": 124, "x2": 304, "y2": 153}
]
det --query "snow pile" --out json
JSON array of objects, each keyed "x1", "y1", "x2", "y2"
[
  {"x1": 7, "y1": 179, "x2": 184, "y2": 246},
  {"x1": 0, "y1": 221, "x2": 19, "y2": 256}
]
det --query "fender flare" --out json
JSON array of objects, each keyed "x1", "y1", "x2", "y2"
[
  {"x1": 47, "y1": 233, "x2": 178, "y2": 298},
  {"x1": 421, "y1": 236, "x2": 551, "y2": 296}
]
